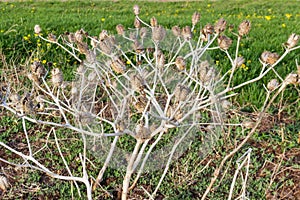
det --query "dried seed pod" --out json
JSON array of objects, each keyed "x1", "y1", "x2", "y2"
[
  {"x1": 201, "y1": 24, "x2": 214, "y2": 41},
  {"x1": 75, "y1": 30, "x2": 84, "y2": 43},
  {"x1": 221, "y1": 100, "x2": 232, "y2": 110},
  {"x1": 152, "y1": 25, "x2": 166, "y2": 42},
  {"x1": 134, "y1": 17, "x2": 141, "y2": 29},
  {"x1": 260, "y1": 51, "x2": 279, "y2": 65},
  {"x1": 99, "y1": 30, "x2": 108, "y2": 41},
  {"x1": 218, "y1": 35, "x2": 232, "y2": 50},
  {"x1": 157, "y1": 53, "x2": 165, "y2": 69},
  {"x1": 284, "y1": 73, "x2": 298, "y2": 85},
  {"x1": 214, "y1": 18, "x2": 227, "y2": 34},
  {"x1": 150, "y1": 17, "x2": 158, "y2": 27},
  {"x1": 67, "y1": 32, "x2": 76, "y2": 43},
  {"x1": 34, "y1": 24, "x2": 42, "y2": 35},
  {"x1": 175, "y1": 56, "x2": 186, "y2": 71},
  {"x1": 30, "y1": 61, "x2": 46, "y2": 78},
  {"x1": 167, "y1": 105, "x2": 183, "y2": 121},
  {"x1": 199, "y1": 61, "x2": 216, "y2": 84},
  {"x1": 238, "y1": 20, "x2": 251, "y2": 36},
  {"x1": 285, "y1": 33, "x2": 299, "y2": 49},
  {"x1": 99, "y1": 40, "x2": 112, "y2": 55},
  {"x1": 182, "y1": 26, "x2": 192, "y2": 40},
  {"x1": 174, "y1": 84, "x2": 191, "y2": 102},
  {"x1": 116, "y1": 24, "x2": 125, "y2": 35},
  {"x1": 172, "y1": 26, "x2": 181, "y2": 37},
  {"x1": 135, "y1": 124, "x2": 151, "y2": 141},
  {"x1": 134, "y1": 98, "x2": 147, "y2": 113},
  {"x1": 130, "y1": 73, "x2": 145, "y2": 91},
  {"x1": 21, "y1": 94, "x2": 34, "y2": 114},
  {"x1": 133, "y1": 4, "x2": 140, "y2": 15},
  {"x1": 133, "y1": 40, "x2": 144, "y2": 53},
  {"x1": 140, "y1": 27, "x2": 148, "y2": 39},
  {"x1": 111, "y1": 58, "x2": 126, "y2": 74},
  {"x1": 77, "y1": 41, "x2": 89, "y2": 54},
  {"x1": 192, "y1": 11, "x2": 201, "y2": 26},
  {"x1": 47, "y1": 33, "x2": 57, "y2": 42},
  {"x1": 267, "y1": 79, "x2": 279, "y2": 91},
  {"x1": 27, "y1": 73, "x2": 41, "y2": 84},
  {"x1": 10, "y1": 93, "x2": 21, "y2": 103},
  {"x1": 51, "y1": 68, "x2": 63, "y2": 87},
  {"x1": 234, "y1": 56, "x2": 245, "y2": 67}
]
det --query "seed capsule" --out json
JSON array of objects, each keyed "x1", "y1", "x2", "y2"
[
  {"x1": 150, "y1": 17, "x2": 158, "y2": 27},
  {"x1": 175, "y1": 56, "x2": 186, "y2": 71},
  {"x1": 111, "y1": 58, "x2": 126, "y2": 74},
  {"x1": 172, "y1": 26, "x2": 181, "y2": 37},
  {"x1": 174, "y1": 84, "x2": 191, "y2": 102},
  {"x1": 130, "y1": 73, "x2": 145, "y2": 91},
  {"x1": 133, "y1": 5, "x2": 140, "y2": 15},
  {"x1": 135, "y1": 124, "x2": 151, "y2": 141},
  {"x1": 34, "y1": 24, "x2": 42, "y2": 35},
  {"x1": 51, "y1": 68, "x2": 63, "y2": 87},
  {"x1": 134, "y1": 17, "x2": 141, "y2": 29},
  {"x1": 238, "y1": 20, "x2": 251, "y2": 36},
  {"x1": 267, "y1": 79, "x2": 279, "y2": 91},
  {"x1": 47, "y1": 33, "x2": 57, "y2": 42},
  {"x1": 182, "y1": 26, "x2": 192, "y2": 40},
  {"x1": 116, "y1": 24, "x2": 125, "y2": 35},
  {"x1": 152, "y1": 25, "x2": 166, "y2": 42},
  {"x1": 192, "y1": 11, "x2": 201, "y2": 26},
  {"x1": 218, "y1": 35, "x2": 232, "y2": 50},
  {"x1": 234, "y1": 56, "x2": 245, "y2": 67},
  {"x1": 284, "y1": 73, "x2": 298, "y2": 85},
  {"x1": 260, "y1": 51, "x2": 279, "y2": 65},
  {"x1": 214, "y1": 18, "x2": 227, "y2": 34},
  {"x1": 285, "y1": 33, "x2": 299, "y2": 49}
]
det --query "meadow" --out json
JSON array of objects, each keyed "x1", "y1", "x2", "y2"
[{"x1": 0, "y1": 0, "x2": 300, "y2": 199}]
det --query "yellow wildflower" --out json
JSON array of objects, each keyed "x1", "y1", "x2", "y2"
[
  {"x1": 101, "y1": 18, "x2": 105, "y2": 22},
  {"x1": 126, "y1": 60, "x2": 131, "y2": 65},
  {"x1": 285, "y1": 13, "x2": 292, "y2": 19},
  {"x1": 282, "y1": 23, "x2": 286, "y2": 28},
  {"x1": 265, "y1": 16, "x2": 271, "y2": 21},
  {"x1": 42, "y1": 60, "x2": 47, "y2": 64}
]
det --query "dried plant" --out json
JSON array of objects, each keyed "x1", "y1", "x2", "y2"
[{"x1": 0, "y1": 4, "x2": 300, "y2": 200}]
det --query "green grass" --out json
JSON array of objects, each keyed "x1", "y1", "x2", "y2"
[{"x1": 0, "y1": 0, "x2": 300, "y2": 199}]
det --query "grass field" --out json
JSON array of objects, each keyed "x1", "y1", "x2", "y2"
[{"x1": 0, "y1": 0, "x2": 300, "y2": 199}]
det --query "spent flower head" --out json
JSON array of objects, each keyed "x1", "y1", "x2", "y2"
[
  {"x1": 34, "y1": 24, "x2": 42, "y2": 35},
  {"x1": 267, "y1": 79, "x2": 279, "y2": 91},
  {"x1": 133, "y1": 4, "x2": 140, "y2": 15},
  {"x1": 150, "y1": 17, "x2": 158, "y2": 27},
  {"x1": 238, "y1": 20, "x2": 251, "y2": 36},
  {"x1": 260, "y1": 51, "x2": 279, "y2": 65},
  {"x1": 214, "y1": 18, "x2": 227, "y2": 34},
  {"x1": 285, "y1": 33, "x2": 299, "y2": 49},
  {"x1": 116, "y1": 24, "x2": 125, "y2": 35},
  {"x1": 192, "y1": 11, "x2": 201, "y2": 26},
  {"x1": 218, "y1": 35, "x2": 232, "y2": 50},
  {"x1": 182, "y1": 26, "x2": 192, "y2": 40},
  {"x1": 152, "y1": 25, "x2": 166, "y2": 42},
  {"x1": 172, "y1": 26, "x2": 181, "y2": 37}
]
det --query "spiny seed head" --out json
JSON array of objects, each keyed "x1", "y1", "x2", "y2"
[
  {"x1": 75, "y1": 30, "x2": 84, "y2": 42},
  {"x1": 47, "y1": 33, "x2": 57, "y2": 42},
  {"x1": 199, "y1": 61, "x2": 216, "y2": 84},
  {"x1": 130, "y1": 73, "x2": 145, "y2": 91},
  {"x1": 238, "y1": 20, "x2": 251, "y2": 36},
  {"x1": 175, "y1": 56, "x2": 186, "y2": 71},
  {"x1": 150, "y1": 17, "x2": 158, "y2": 27},
  {"x1": 116, "y1": 24, "x2": 125, "y2": 35},
  {"x1": 172, "y1": 26, "x2": 181, "y2": 37},
  {"x1": 234, "y1": 56, "x2": 245, "y2": 67},
  {"x1": 260, "y1": 51, "x2": 279, "y2": 65},
  {"x1": 174, "y1": 84, "x2": 191, "y2": 102},
  {"x1": 134, "y1": 97, "x2": 148, "y2": 113},
  {"x1": 284, "y1": 73, "x2": 298, "y2": 85},
  {"x1": 182, "y1": 26, "x2": 192, "y2": 40},
  {"x1": 77, "y1": 41, "x2": 89, "y2": 54},
  {"x1": 267, "y1": 79, "x2": 279, "y2": 91},
  {"x1": 201, "y1": 24, "x2": 214, "y2": 41},
  {"x1": 215, "y1": 18, "x2": 227, "y2": 34},
  {"x1": 134, "y1": 17, "x2": 141, "y2": 29},
  {"x1": 111, "y1": 57, "x2": 126, "y2": 74},
  {"x1": 133, "y1": 40, "x2": 144, "y2": 53},
  {"x1": 140, "y1": 27, "x2": 148, "y2": 39},
  {"x1": 34, "y1": 24, "x2": 42, "y2": 35},
  {"x1": 51, "y1": 68, "x2": 63, "y2": 87},
  {"x1": 218, "y1": 35, "x2": 232, "y2": 50},
  {"x1": 157, "y1": 53, "x2": 165, "y2": 69},
  {"x1": 67, "y1": 32, "x2": 76, "y2": 43},
  {"x1": 135, "y1": 124, "x2": 151, "y2": 141},
  {"x1": 192, "y1": 11, "x2": 201, "y2": 26},
  {"x1": 133, "y1": 4, "x2": 140, "y2": 15},
  {"x1": 99, "y1": 30, "x2": 108, "y2": 41},
  {"x1": 152, "y1": 25, "x2": 166, "y2": 42},
  {"x1": 30, "y1": 61, "x2": 46, "y2": 78},
  {"x1": 285, "y1": 33, "x2": 299, "y2": 49}
]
